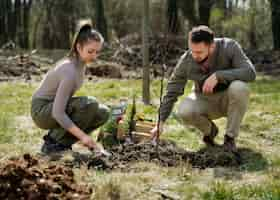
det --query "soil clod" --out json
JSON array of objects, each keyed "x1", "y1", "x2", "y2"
[{"x1": 0, "y1": 153, "x2": 92, "y2": 200}]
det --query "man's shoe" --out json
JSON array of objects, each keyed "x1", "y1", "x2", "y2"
[
  {"x1": 41, "y1": 133, "x2": 71, "y2": 155},
  {"x1": 223, "y1": 135, "x2": 237, "y2": 153},
  {"x1": 202, "y1": 122, "x2": 218, "y2": 146}
]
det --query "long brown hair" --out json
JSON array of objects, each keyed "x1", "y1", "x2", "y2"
[{"x1": 68, "y1": 24, "x2": 104, "y2": 58}]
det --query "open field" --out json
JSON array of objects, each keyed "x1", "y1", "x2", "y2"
[{"x1": 0, "y1": 76, "x2": 280, "y2": 200}]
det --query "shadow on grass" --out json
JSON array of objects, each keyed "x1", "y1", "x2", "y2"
[{"x1": 191, "y1": 145, "x2": 268, "y2": 172}]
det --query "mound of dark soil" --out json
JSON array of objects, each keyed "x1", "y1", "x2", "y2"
[
  {"x1": 84, "y1": 140, "x2": 242, "y2": 171},
  {"x1": 0, "y1": 154, "x2": 91, "y2": 200}
]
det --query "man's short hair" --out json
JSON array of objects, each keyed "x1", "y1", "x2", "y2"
[{"x1": 190, "y1": 25, "x2": 214, "y2": 44}]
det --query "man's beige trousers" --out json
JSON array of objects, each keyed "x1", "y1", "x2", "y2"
[{"x1": 177, "y1": 81, "x2": 250, "y2": 138}]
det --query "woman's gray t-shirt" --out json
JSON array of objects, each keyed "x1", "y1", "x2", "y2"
[{"x1": 32, "y1": 58, "x2": 86, "y2": 130}]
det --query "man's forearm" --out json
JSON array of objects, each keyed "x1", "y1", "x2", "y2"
[
  {"x1": 216, "y1": 67, "x2": 256, "y2": 83},
  {"x1": 159, "y1": 51, "x2": 189, "y2": 122},
  {"x1": 159, "y1": 94, "x2": 178, "y2": 122}
]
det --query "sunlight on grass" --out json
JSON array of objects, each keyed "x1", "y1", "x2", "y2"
[
  {"x1": 0, "y1": 76, "x2": 280, "y2": 199},
  {"x1": 202, "y1": 180, "x2": 280, "y2": 200},
  {"x1": 0, "y1": 82, "x2": 36, "y2": 115},
  {"x1": 0, "y1": 112, "x2": 14, "y2": 143}
]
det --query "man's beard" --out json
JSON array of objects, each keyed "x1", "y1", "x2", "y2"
[{"x1": 196, "y1": 55, "x2": 209, "y2": 64}]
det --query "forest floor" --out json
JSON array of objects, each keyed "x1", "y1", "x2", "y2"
[{"x1": 0, "y1": 75, "x2": 280, "y2": 199}]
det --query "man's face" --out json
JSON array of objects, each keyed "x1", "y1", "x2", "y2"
[
  {"x1": 190, "y1": 42, "x2": 211, "y2": 64},
  {"x1": 77, "y1": 40, "x2": 102, "y2": 63}
]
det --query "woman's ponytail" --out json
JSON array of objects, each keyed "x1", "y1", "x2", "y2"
[{"x1": 68, "y1": 23, "x2": 104, "y2": 58}]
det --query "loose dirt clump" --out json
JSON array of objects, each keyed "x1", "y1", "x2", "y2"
[
  {"x1": 0, "y1": 154, "x2": 92, "y2": 200},
  {"x1": 86, "y1": 140, "x2": 242, "y2": 171}
]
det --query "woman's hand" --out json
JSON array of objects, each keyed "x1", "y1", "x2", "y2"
[
  {"x1": 68, "y1": 125, "x2": 107, "y2": 154},
  {"x1": 81, "y1": 135, "x2": 97, "y2": 149}
]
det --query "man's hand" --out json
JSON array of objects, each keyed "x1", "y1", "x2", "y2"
[
  {"x1": 150, "y1": 121, "x2": 164, "y2": 145},
  {"x1": 202, "y1": 73, "x2": 218, "y2": 94}
]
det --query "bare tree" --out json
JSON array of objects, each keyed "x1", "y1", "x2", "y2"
[
  {"x1": 179, "y1": 0, "x2": 198, "y2": 27},
  {"x1": 42, "y1": 0, "x2": 75, "y2": 49},
  {"x1": 0, "y1": 0, "x2": 7, "y2": 45},
  {"x1": 248, "y1": 0, "x2": 257, "y2": 49},
  {"x1": 94, "y1": 0, "x2": 108, "y2": 41},
  {"x1": 0, "y1": 0, "x2": 14, "y2": 45},
  {"x1": 142, "y1": 0, "x2": 150, "y2": 104},
  {"x1": 21, "y1": 0, "x2": 32, "y2": 48},
  {"x1": 167, "y1": 0, "x2": 180, "y2": 34},
  {"x1": 179, "y1": 0, "x2": 214, "y2": 26},
  {"x1": 270, "y1": 0, "x2": 280, "y2": 49},
  {"x1": 198, "y1": 0, "x2": 214, "y2": 25}
]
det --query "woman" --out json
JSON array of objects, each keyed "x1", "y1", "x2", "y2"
[{"x1": 31, "y1": 24, "x2": 109, "y2": 154}]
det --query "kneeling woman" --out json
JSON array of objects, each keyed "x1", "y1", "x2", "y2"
[{"x1": 31, "y1": 24, "x2": 109, "y2": 154}]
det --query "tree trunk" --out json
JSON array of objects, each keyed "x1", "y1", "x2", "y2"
[
  {"x1": 10, "y1": 0, "x2": 18, "y2": 42},
  {"x1": 142, "y1": 0, "x2": 150, "y2": 104},
  {"x1": 270, "y1": 0, "x2": 280, "y2": 50},
  {"x1": 32, "y1": 2, "x2": 44, "y2": 48},
  {"x1": 23, "y1": 0, "x2": 32, "y2": 48},
  {"x1": 42, "y1": 0, "x2": 54, "y2": 48},
  {"x1": 42, "y1": 0, "x2": 74, "y2": 49},
  {"x1": 17, "y1": 0, "x2": 25, "y2": 48},
  {"x1": 54, "y1": 1, "x2": 74, "y2": 49},
  {"x1": 7, "y1": 0, "x2": 14, "y2": 41},
  {"x1": 95, "y1": 0, "x2": 108, "y2": 41},
  {"x1": 0, "y1": 0, "x2": 6, "y2": 45},
  {"x1": 198, "y1": 0, "x2": 214, "y2": 25},
  {"x1": 248, "y1": 0, "x2": 257, "y2": 49},
  {"x1": 167, "y1": 0, "x2": 180, "y2": 34},
  {"x1": 179, "y1": 0, "x2": 213, "y2": 26},
  {"x1": 179, "y1": 0, "x2": 198, "y2": 27},
  {"x1": 12, "y1": 0, "x2": 21, "y2": 46},
  {"x1": 1, "y1": 0, "x2": 9, "y2": 45}
]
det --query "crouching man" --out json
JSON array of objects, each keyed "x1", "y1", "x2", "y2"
[{"x1": 151, "y1": 25, "x2": 256, "y2": 152}]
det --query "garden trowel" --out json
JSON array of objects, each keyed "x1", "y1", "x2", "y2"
[{"x1": 90, "y1": 145, "x2": 112, "y2": 157}]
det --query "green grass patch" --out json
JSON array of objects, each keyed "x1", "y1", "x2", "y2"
[
  {"x1": 0, "y1": 112, "x2": 14, "y2": 143},
  {"x1": 202, "y1": 180, "x2": 280, "y2": 200},
  {"x1": 0, "y1": 76, "x2": 280, "y2": 199}
]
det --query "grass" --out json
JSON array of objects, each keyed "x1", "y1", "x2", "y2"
[
  {"x1": 0, "y1": 76, "x2": 280, "y2": 199},
  {"x1": 0, "y1": 112, "x2": 14, "y2": 143},
  {"x1": 201, "y1": 180, "x2": 280, "y2": 200}
]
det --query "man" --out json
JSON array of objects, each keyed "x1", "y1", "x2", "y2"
[{"x1": 151, "y1": 25, "x2": 256, "y2": 152}]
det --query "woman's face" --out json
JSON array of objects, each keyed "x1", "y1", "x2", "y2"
[{"x1": 77, "y1": 40, "x2": 102, "y2": 63}]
